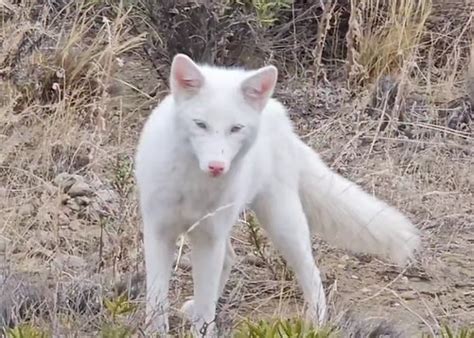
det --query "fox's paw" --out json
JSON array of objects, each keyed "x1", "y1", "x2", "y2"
[
  {"x1": 180, "y1": 300, "x2": 219, "y2": 337},
  {"x1": 191, "y1": 320, "x2": 218, "y2": 338}
]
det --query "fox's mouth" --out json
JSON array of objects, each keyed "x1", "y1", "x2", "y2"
[{"x1": 209, "y1": 170, "x2": 224, "y2": 178}]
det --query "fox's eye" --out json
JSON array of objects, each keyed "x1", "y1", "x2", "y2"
[
  {"x1": 230, "y1": 124, "x2": 244, "y2": 133},
  {"x1": 194, "y1": 120, "x2": 207, "y2": 130}
]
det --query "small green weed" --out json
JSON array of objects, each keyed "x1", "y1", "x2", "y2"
[
  {"x1": 104, "y1": 294, "x2": 137, "y2": 321},
  {"x1": 101, "y1": 294, "x2": 136, "y2": 338},
  {"x1": 100, "y1": 324, "x2": 132, "y2": 338},
  {"x1": 6, "y1": 325, "x2": 50, "y2": 338},
  {"x1": 439, "y1": 325, "x2": 474, "y2": 338},
  {"x1": 234, "y1": 318, "x2": 337, "y2": 338},
  {"x1": 230, "y1": 0, "x2": 293, "y2": 27},
  {"x1": 112, "y1": 154, "x2": 134, "y2": 197}
]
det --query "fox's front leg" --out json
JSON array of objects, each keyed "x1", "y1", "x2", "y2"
[
  {"x1": 143, "y1": 211, "x2": 178, "y2": 335},
  {"x1": 187, "y1": 227, "x2": 228, "y2": 337},
  {"x1": 180, "y1": 238, "x2": 235, "y2": 318}
]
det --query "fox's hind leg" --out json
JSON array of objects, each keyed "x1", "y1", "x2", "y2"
[{"x1": 252, "y1": 187, "x2": 327, "y2": 325}]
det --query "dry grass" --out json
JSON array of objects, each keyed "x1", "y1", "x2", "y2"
[
  {"x1": 1, "y1": 0, "x2": 473, "y2": 336},
  {"x1": 346, "y1": 0, "x2": 431, "y2": 86}
]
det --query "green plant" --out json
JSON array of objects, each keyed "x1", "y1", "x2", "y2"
[
  {"x1": 245, "y1": 213, "x2": 277, "y2": 275},
  {"x1": 230, "y1": 0, "x2": 293, "y2": 27},
  {"x1": 101, "y1": 295, "x2": 136, "y2": 337},
  {"x1": 100, "y1": 324, "x2": 133, "y2": 338},
  {"x1": 112, "y1": 154, "x2": 134, "y2": 197},
  {"x1": 234, "y1": 318, "x2": 337, "y2": 338},
  {"x1": 6, "y1": 325, "x2": 50, "y2": 338},
  {"x1": 104, "y1": 294, "x2": 137, "y2": 321},
  {"x1": 244, "y1": 213, "x2": 294, "y2": 280},
  {"x1": 439, "y1": 325, "x2": 474, "y2": 338}
]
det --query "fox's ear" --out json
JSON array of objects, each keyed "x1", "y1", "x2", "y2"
[
  {"x1": 170, "y1": 54, "x2": 204, "y2": 99},
  {"x1": 241, "y1": 65, "x2": 278, "y2": 111}
]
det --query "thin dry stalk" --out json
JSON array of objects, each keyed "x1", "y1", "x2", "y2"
[{"x1": 313, "y1": 0, "x2": 336, "y2": 82}]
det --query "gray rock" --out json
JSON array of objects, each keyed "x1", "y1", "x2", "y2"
[
  {"x1": 53, "y1": 173, "x2": 83, "y2": 192},
  {"x1": 68, "y1": 181, "x2": 93, "y2": 197},
  {"x1": 18, "y1": 203, "x2": 36, "y2": 216},
  {"x1": 0, "y1": 237, "x2": 8, "y2": 253},
  {"x1": 53, "y1": 254, "x2": 88, "y2": 271},
  {"x1": 96, "y1": 188, "x2": 119, "y2": 204}
]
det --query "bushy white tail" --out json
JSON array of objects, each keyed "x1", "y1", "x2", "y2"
[{"x1": 298, "y1": 145, "x2": 420, "y2": 265}]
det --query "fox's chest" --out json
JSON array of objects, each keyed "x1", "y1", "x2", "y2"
[{"x1": 171, "y1": 169, "x2": 228, "y2": 227}]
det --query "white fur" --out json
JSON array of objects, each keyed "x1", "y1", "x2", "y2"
[{"x1": 135, "y1": 54, "x2": 420, "y2": 336}]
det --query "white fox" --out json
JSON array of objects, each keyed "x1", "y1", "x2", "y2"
[{"x1": 135, "y1": 54, "x2": 420, "y2": 336}]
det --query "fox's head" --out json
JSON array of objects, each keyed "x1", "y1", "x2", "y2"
[{"x1": 170, "y1": 54, "x2": 278, "y2": 178}]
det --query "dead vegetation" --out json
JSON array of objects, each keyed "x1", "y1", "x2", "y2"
[{"x1": 0, "y1": 0, "x2": 473, "y2": 336}]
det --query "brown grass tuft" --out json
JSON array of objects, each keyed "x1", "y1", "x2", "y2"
[{"x1": 346, "y1": 0, "x2": 432, "y2": 86}]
